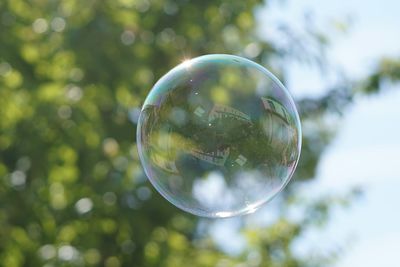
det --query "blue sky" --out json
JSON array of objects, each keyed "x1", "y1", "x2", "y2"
[{"x1": 257, "y1": 0, "x2": 400, "y2": 266}]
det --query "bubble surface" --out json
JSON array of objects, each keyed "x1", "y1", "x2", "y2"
[{"x1": 137, "y1": 54, "x2": 301, "y2": 218}]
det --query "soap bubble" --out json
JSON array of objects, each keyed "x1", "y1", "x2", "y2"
[{"x1": 137, "y1": 54, "x2": 301, "y2": 218}]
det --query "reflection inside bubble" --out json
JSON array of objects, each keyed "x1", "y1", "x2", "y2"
[{"x1": 137, "y1": 54, "x2": 301, "y2": 218}]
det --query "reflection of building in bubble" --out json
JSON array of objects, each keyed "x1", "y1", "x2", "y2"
[
  {"x1": 261, "y1": 97, "x2": 297, "y2": 164},
  {"x1": 208, "y1": 104, "x2": 251, "y2": 123},
  {"x1": 191, "y1": 147, "x2": 230, "y2": 166},
  {"x1": 194, "y1": 106, "x2": 206, "y2": 117},
  {"x1": 188, "y1": 98, "x2": 296, "y2": 168},
  {"x1": 190, "y1": 104, "x2": 253, "y2": 167},
  {"x1": 235, "y1": 154, "x2": 247, "y2": 166},
  {"x1": 261, "y1": 97, "x2": 291, "y2": 124},
  {"x1": 144, "y1": 94, "x2": 297, "y2": 178}
]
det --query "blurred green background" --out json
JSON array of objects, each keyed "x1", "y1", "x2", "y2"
[{"x1": 1, "y1": 0, "x2": 399, "y2": 266}]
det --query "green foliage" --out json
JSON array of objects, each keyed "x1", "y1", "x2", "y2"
[
  {"x1": 361, "y1": 57, "x2": 400, "y2": 94},
  {"x1": 0, "y1": 0, "x2": 392, "y2": 266}
]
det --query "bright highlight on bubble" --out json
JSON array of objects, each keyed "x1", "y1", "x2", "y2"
[{"x1": 137, "y1": 54, "x2": 301, "y2": 218}]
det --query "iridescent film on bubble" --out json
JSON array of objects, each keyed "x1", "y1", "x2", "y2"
[{"x1": 137, "y1": 54, "x2": 301, "y2": 218}]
